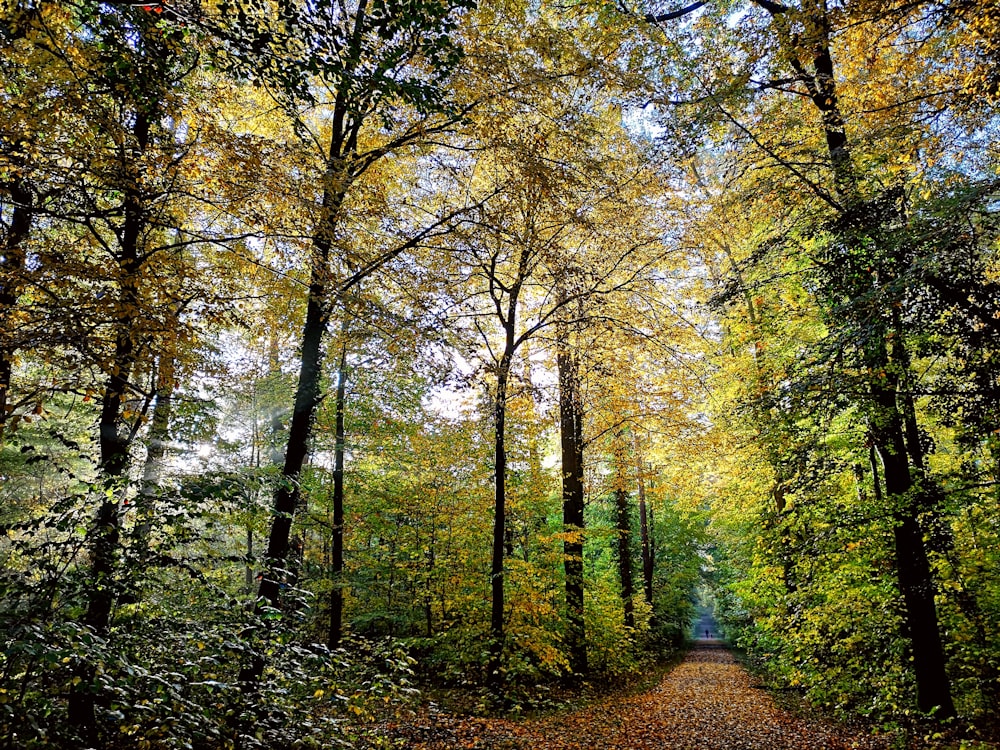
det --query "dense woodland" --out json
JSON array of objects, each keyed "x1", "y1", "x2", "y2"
[{"x1": 1, "y1": 0, "x2": 998, "y2": 746}]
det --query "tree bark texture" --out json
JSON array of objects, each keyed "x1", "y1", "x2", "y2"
[
  {"x1": 328, "y1": 334, "x2": 348, "y2": 649},
  {"x1": 0, "y1": 176, "x2": 33, "y2": 444},
  {"x1": 871, "y1": 376, "x2": 956, "y2": 717},
  {"x1": 558, "y1": 334, "x2": 587, "y2": 676},
  {"x1": 487, "y1": 351, "x2": 512, "y2": 695},
  {"x1": 614, "y1": 485, "x2": 635, "y2": 630},
  {"x1": 634, "y1": 449, "x2": 653, "y2": 606},
  {"x1": 69, "y1": 108, "x2": 150, "y2": 744}
]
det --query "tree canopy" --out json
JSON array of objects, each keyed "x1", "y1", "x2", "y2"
[{"x1": 1, "y1": 0, "x2": 998, "y2": 746}]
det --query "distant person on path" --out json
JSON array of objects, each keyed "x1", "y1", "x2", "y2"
[{"x1": 705, "y1": 629, "x2": 710, "y2": 638}]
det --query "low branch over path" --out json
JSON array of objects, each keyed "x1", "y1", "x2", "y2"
[{"x1": 391, "y1": 644, "x2": 891, "y2": 749}]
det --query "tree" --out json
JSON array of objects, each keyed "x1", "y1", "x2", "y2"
[
  {"x1": 214, "y1": 0, "x2": 479, "y2": 685},
  {"x1": 618, "y1": 0, "x2": 1000, "y2": 717},
  {"x1": 556, "y1": 286, "x2": 588, "y2": 675}
]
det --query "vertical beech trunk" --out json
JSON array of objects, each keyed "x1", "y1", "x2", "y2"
[
  {"x1": 240, "y1": 231, "x2": 333, "y2": 685},
  {"x1": 0, "y1": 177, "x2": 33, "y2": 443},
  {"x1": 328, "y1": 331, "x2": 348, "y2": 649},
  {"x1": 868, "y1": 443, "x2": 884, "y2": 504},
  {"x1": 139, "y1": 350, "x2": 176, "y2": 500},
  {"x1": 134, "y1": 343, "x2": 177, "y2": 562},
  {"x1": 870, "y1": 368, "x2": 956, "y2": 717},
  {"x1": 485, "y1": 241, "x2": 535, "y2": 698},
  {"x1": 634, "y1": 448, "x2": 653, "y2": 606},
  {"x1": 613, "y1": 483, "x2": 635, "y2": 629},
  {"x1": 241, "y1": 0, "x2": 368, "y2": 688},
  {"x1": 614, "y1": 486, "x2": 635, "y2": 628},
  {"x1": 84, "y1": 193, "x2": 143, "y2": 611},
  {"x1": 558, "y1": 325, "x2": 587, "y2": 676},
  {"x1": 612, "y1": 433, "x2": 634, "y2": 629},
  {"x1": 487, "y1": 347, "x2": 513, "y2": 695}
]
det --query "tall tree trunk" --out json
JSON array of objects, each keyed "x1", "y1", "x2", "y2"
[
  {"x1": 558, "y1": 326, "x2": 587, "y2": 676},
  {"x1": 68, "y1": 109, "x2": 150, "y2": 743},
  {"x1": 614, "y1": 485, "x2": 635, "y2": 629},
  {"x1": 240, "y1": 232, "x2": 332, "y2": 685},
  {"x1": 139, "y1": 350, "x2": 176, "y2": 499},
  {"x1": 241, "y1": 0, "x2": 369, "y2": 687},
  {"x1": 328, "y1": 330, "x2": 348, "y2": 649},
  {"x1": 613, "y1": 445, "x2": 635, "y2": 630},
  {"x1": 634, "y1": 445, "x2": 653, "y2": 607},
  {"x1": 0, "y1": 177, "x2": 33, "y2": 444},
  {"x1": 134, "y1": 342, "x2": 177, "y2": 563},
  {"x1": 871, "y1": 385, "x2": 955, "y2": 716},
  {"x1": 487, "y1": 347, "x2": 513, "y2": 696},
  {"x1": 868, "y1": 443, "x2": 884, "y2": 504},
  {"x1": 239, "y1": 112, "x2": 357, "y2": 690}
]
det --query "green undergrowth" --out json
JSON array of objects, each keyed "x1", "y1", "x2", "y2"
[{"x1": 731, "y1": 647, "x2": 1000, "y2": 750}]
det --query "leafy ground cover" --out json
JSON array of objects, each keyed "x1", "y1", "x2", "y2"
[{"x1": 380, "y1": 643, "x2": 994, "y2": 749}]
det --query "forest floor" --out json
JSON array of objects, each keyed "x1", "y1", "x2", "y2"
[{"x1": 380, "y1": 641, "x2": 970, "y2": 749}]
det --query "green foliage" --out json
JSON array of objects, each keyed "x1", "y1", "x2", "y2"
[
  {"x1": 0, "y1": 616, "x2": 419, "y2": 749},
  {"x1": 0, "y1": 465, "x2": 420, "y2": 749},
  {"x1": 213, "y1": 0, "x2": 476, "y2": 116},
  {"x1": 6, "y1": 0, "x2": 997, "y2": 738}
]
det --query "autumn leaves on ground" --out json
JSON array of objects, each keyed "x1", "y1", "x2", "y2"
[{"x1": 390, "y1": 641, "x2": 891, "y2": 750}]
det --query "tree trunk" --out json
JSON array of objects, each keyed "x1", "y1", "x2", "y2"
[
  {"x1": 614, "y1": 484, "x2": 635, "y2": 630},
  {"x1": 239, "y1": 235, "x2": 331, "y2": 685},
  {"x1": 612, "y1": 432, "x2": 635, "y2": 628},
  {"x1": 328, "y1": 332, "x2": 348, "y2": 649},
  {"x1": 870, "y1": 373, "x2": 956, "y2": 717},
  {"x1": 239, "y1": 134, "x2": 354, "y2": 683},
  {"x1": 558, "y1": 330, "x2": 587, "y2": 676},
  {"x1": 241, "y1": 0, "x2": 370, "y2": 684},
  {"x1": 0, "y1": 177, "x2": 33, "y2": 444},
  {"x1": 768, "y1": 3, "x2": 956, "y2": 714},
  {"x1": 487, "y1": 349, "x2": 513, "y2": 696},
  {"x1": 68, "y1": 109, "x2": 150, "y2": 743},
  {"x1": 134, "y1": 345, "x2": 177, "y2": 562},
  {"x1": 634, "y1": 448, "x2": 653, "y2": 606}
]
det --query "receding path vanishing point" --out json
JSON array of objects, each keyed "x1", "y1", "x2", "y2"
[{"x1": 393, "y1": 639, "x2": 892, "y2": 749}]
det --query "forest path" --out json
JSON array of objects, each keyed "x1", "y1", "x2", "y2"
[{"x1": 392, "y1": 642, "x2": 891, "y2": 749}]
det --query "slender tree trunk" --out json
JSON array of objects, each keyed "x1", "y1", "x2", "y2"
[
  {"x1": 870, "y1": 370, "x2": 956, "y2": 717},
  {"x1": 134, "y1": 345, "x2": 176, "y2": 562},
  {"x1": 612, "y1": 432, "x2": 635, "y2": 629},
  {"x1": 68, "y1": 109, "x2": 150, "y2": 742},
  {"x1": 139, "y1": 351, "x2": 176, "y2": 498},
  {"x1": 558, "y1": 329, "x2": 587, "y2": 676},
  {"x1": 239, "y1": 146, "x2": 353, "y2": 684},
  {"x1": 487, "y1": 349, "x2": 513, "y2": 696},
  {"x1": 240, "y1": 237, "x2": 331, "y2": 685},
  {"x1": 241, "y1": 0, "x2": 369, "y2": 686},
  {"x1": 614, "y1": 488, "x2": 635, "y2": 629},
  {"x1": 869, "y1": 443, "x2": 884, "y2": 504},
  {"x1": 634, "y1": 448, "x2": 653, "y2": 606},
  {"x1": 328, "y1": 331, "x2": 348, "y2": 649},
  {"x1": 0, "y1": 177, "x2": 33, "y2": 444}
]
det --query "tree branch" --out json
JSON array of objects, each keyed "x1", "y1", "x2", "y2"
[{"x1": 643, "y1": 0, "x2": 708, "y2": 23}]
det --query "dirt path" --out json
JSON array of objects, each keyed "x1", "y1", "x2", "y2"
[{"x1": 392, "y1": 643, "x2": 891, "y2": 749}]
